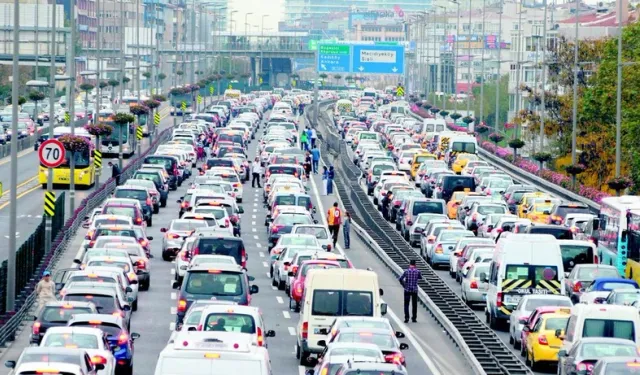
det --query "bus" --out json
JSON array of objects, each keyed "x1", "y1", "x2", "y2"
[
  {"x1": 224, "y1": 89, "x2": 241, "y2": 100},
  {"x1": 597, "y1": 196, "x2": 640, "y2": 282},
  {"x1": 38, "y1": 127, "x2": 96, "y2": 188},
  {"x1": 99, "y1": 114, "x2": 135, "y2": 157}
]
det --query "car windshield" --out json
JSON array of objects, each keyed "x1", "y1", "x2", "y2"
[
  {"x1": 556, "y1": 205, "x2": 591, "y2": 217},
  {"x1": 43, "y1": 333, "x2": 99, "y2": 349},
  {"x1": 203, "y1": 313, "x2": 255, "y2": 333},
  {"x1": 86, "y1": 260, "x2": 130, "y2": 272},
  {"x1": 544, "y1": 317, "x2": 569, "y2": 331},
  {"x1": 302, "y1": 263, "x2": 339, "y2": 276},
  {"x1": 94, "y1": 218, "x2": 130, "y2": 227},
  {"x1": 295, "y1": 227, "x2": 328, "y2": 239},
  {"x1": 95, "y1": 228, "x2": 136, "y2": 238},
  {"x1": 311, "y1": 290, "x2": 373, "y2": 317},
  {"x1": 580, "y1": 342, "x2": 637, "y2": 358},
  {"x1": 477, "y1": 206, "x2": 507, "y2": 215},
  {"x1": 115, "y1": 189, "x2": 147, "y2": 200},
  {"x1": 576, "y1": 267, "x2": 619, "y2": 280},
  {"x1": 171, "y1": 221, "x2": 208, "y2": 231},
  {"x1": 281, "y1": 236, "x2": 317, "y2": 247},
  {"x1": 193, "y1": 208, "x2": 226, "y2": 219},
  {"x1": 19, "y1": 353, "x2": 83, "y2": 365},
  {"x1": 63, "y1": 294, "x2": 116, "y2": 314},
  {"x1": 69, "y1": 322, "x2": 122, "y2": 337},
  {"x1": 412, "y1": 201, "x2": 444, "y2": 215},
  {"x1": 525, "y1": 298, "x2": 572, "y2": 310},
  {"x1": 41, "y1": 307, "x2": 94, "y2": 323},
  {"x1": 103, "y1": 207, "x2": 135, "y2": 217},
  {"x1": 440, "y1": 230, "x2": 473, "y2": 241},
  {"x1": 185, "y1": 271, "x2": 243, "y2": 296},
  {"x1": 613, "y1": 293, "x2": 640, "y2": 305},
  {"x1": 336, "y1": 332, "x2": 395, "y2": 349},
  {"x1": 560, "y1": 245, "x2": 593, "y2": 272},
  {"x1": 274, "y1": 214, "x2": 312, "y2": 226}
]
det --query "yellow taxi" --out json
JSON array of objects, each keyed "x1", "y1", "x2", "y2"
[
  {"x1": 525, "y1": 312, "x2": 570, "y2": 370},
  {"x1": 451, "y1": 153, "x2": 478, "y2": 174},
  {"x1": 517, "y1": 192, "x2": 551, "y2": 218},
  {"x1": 525, "y1": 201, "x2": 556, "y2": 223},
  {"x1": 410, "y1": 152, "x2": 436, "y2": 179},
  {"x1": 447, "y1": 191, "x2": 469, "y2": 219}
]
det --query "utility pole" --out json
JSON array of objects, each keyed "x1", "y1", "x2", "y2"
[
  {"x1": 95, "y1": 0, "x2": 101, "y2": 125},
  {"x1": 69, "y1": 0, "x2": 77, "y2": 213},
  {"x1": 539, "y1": 0, "x2": 547, "y2": 151},
  {"x1": 571, "y1": 0, "x2": 579, "y2": 166},
  {"x1": 514, "y1": 0, "x2": 523, "y2": 139},
  {"x1": 118, "y1": 0, "x2": 124, "y2": 171},
  {"x1": 494, "y1": 0, "x2": 503, "y2": 131},
  {"x1": 8, "y1": 0, "x2": 20, "y2": 312},
  {"x1": 466, "y1": 0, "x2": 473, "y2": 122},
  {"x1": 453, "y1": 0, "x2": 460, "y2": 115},
  {"x1": 35, "y1": 0, "x2": 40, "y2": 79},
  {"x1": 615, "y1": 0, "x2": 623, "y2": 177},
  {"x1": 136, "y1": 0, "x2": 141, "y2": 156},
  {"x1": 479, "y1": 0, "x2": 486, "y2": 124},
  {"x1": 45, "y1": 0, "x2": 57, "y2": 253}
]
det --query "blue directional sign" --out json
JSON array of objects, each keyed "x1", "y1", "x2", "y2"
[
  {"x1": 351, "y1": 44, "x2": 405, "y2": 74},
  {"x1": 317, "y1": 44, "x2": 351, "y2": 73}
]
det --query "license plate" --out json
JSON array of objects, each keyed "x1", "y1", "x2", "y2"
[
  {"x1": 482, "y1": 294, "x2": 487, "y2": 301},
  {"x1": 313, "y1": 328, "x2": 326, "y2": 334},
  {"x1": 504, "y1": 295, "x2": 522, "y2": 305},
  {"x1": 514, "y1": 288, "x2": 549, "y2": 295},
  {"x1": 195, "y1": 342, "x2": 225, "y2": 349}
]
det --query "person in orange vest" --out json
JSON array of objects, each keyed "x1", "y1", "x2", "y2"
[{"x1": 327, "y1": 202, "x2": 342, "y2": 248}]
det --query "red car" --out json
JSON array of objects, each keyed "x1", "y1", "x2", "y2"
[{"x1": 289, "y1": 260, "x2": 340, "y2": 312}]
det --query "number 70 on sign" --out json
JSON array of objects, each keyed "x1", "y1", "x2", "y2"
[{"x1": 38, "y1": 139, "x2": 66, "y2": 168}]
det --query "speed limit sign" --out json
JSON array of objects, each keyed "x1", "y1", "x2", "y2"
[{"x1": 38, "y1": 139, "x2": 66, "y2": 168}]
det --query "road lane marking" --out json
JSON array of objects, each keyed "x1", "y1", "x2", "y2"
[
  {"x1": 288, "y1": 327, "x2": 296, "y2": 336},
  {"x1": 0, "y1": 184, "x2": 41, "y2": 210},
  {"x1": 282, "y1": 311, "x2": 291, "y2": 319},
  {"x1": 170, "y1": 268, "x2": 175, "y2": 275},
  {"x1": 298, "y1": 366, "x2": 306, "y2": 375},
  {"x1": 262, "y1": 261, "x2": 268, "y2": 267},
  {"x1": 169, "y1": 322, "x2": 176, "y2": 331},
  {"x1": 256, "y1": 243, "x2": 262, "y2": 248},
  {"x1": 276, "y1": 296, "x2": 284, "y2": 304},
  {"x1": 0, "y1": 175, "x2": 39, "y2": 197},
  {"x1": 266, "y1": 272, "x2": 270, "y2": 278},
  {"x1": 254, "y1": 235, "x2": 259, "y2": 239},
  {"x1": 170, "y1": 292, "x2": 176, "y2": 300},
  {"x1": 252, "y1": 228, "x2": 257, "y2": 232},
  {"x1": 252, "y1": 215, "x2": 257, "y2": 219},
  {"x1": 170, "y1": 307, "x2": 177, "y2": 315},
  {"x1": 0, "y1": 147, "x2": 36, "y2": 167},
  {"x1": 252, "y1": 221, "x2": 256, "y2": 225},
  {"x1": 259, "y1": 252, "x2": 265, "y2": 258}
]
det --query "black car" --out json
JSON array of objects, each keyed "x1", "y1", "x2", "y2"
[{"x1": 30, "y1": 301, "x2": 98, "y2": 344}]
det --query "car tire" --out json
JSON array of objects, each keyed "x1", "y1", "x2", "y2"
[
  {"x1": 140, "y1": 279, "x2": 150, "y2": 291},
  {"x1": 489, "y1": 310, "x2": 498, "y2": 329},
  {"x1": 162, "y1": 251, "x2": 171, "y2": 261},
  {"x1": 161, "y1": 199, "x2": 167, "y2": 208},
  {"x1": 278, "y1": 279, "x2": 285, "y2": 291},
  {"x1": 513, "y1": 338, "x2": 521, "y2": 350},
  {"x1": 271, "y1": 275, "x2": 278, "y2": 287},
  {"x1": 298, "y1": 346, "x2": 310, "y2": 366},
  {"x1": 449, "y1": 270, "x2": 455, "y2": 278}
]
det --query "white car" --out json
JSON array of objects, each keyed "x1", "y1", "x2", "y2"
[
  {"x1": 189, "y1": 254, "x2": 237, "y2": 269},
  {"x1": 40, "y1": 327, "x2": 116, "y2": 375},
  {"x1": 291, "y1": 224, "x2": 333, "y2": 251},
  {"x1": 195, "y1": 304, "x2": 276, "y2": 347}
]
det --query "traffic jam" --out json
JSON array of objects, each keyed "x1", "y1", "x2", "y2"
[
  {"x1": 333, "y1": 89, "x2": 640, "y2": 374},
  {"x1": 4, "y1": 88, "x2": 422, "y2": 375}
]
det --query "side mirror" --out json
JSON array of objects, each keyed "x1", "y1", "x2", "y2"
[
  {"x1": 131, "y1": 332, "x2": 140, "y2": 340},
  {"x1": 265, "y1": 329, "x2": 276, "y2": 337},
  {"x1": 73, "y1": 258, "x2": 82, "y2": 265},
  {"x1": 250, "y1": 285, "x2": 259, "y2": 294},
  {"x1": 399, "y1": 343, "x2": 409, "y2": 350},
  {"x1": 487, "y1": 225, "x2": 494, "y2": 231},
  {"x1": 427, "y1": 236, "x2": 435, "y2": 244},
  {"x1": 381, "y1": 302, "x2": 388, "y2": 316},
  {"x1": 176, "y1": 198, "x2": 183, "y2": 203},
  {"x1": 313, "y1": 220, "x2": 319, "y2": 224},
  {"x1": 187, "y1": 327, "x2": 197, "y2": 331},
  {"x1": 312, "y1": 207, "x2": 317, "y2": 214},
  {"x1": 284, "y1": 262, "x2": 291, "y2": 267},
  {"x1": 147, "y1": 236, "x2": 154, "y2": 241},
  {"x1": 558, "y1": 349, "x2": 567, "y2": 357},
  {"x1": 125, "y1": 287, "x2": 133, "y2": 293},
  {"x1": 160, "y1": 228, "x2": 167, "y2": 233},
  {"x1": 95, "y1": 364, "x2": 105, "y2": 371},
  {"x1": 238, "y1": 206, "x2": 245, "y2": 214},
  {"x1": 4, "y1": 361, "x2": 16, "y2": 369},
  {"x1": 379, "y1": 288, "x2": 384, "y2": 296},
  {"x1": 317, "y1": 340, "x2": 327, "y2": 347},
  {"x1": 395, "y1": 331, "x2": 405, "y2": 338},
  {"x1": 122, "y1": 305, "x2": 131, "y2": 312},
  {"x1": 172, "y1": 281, "x2": 180, "y2": 289}
]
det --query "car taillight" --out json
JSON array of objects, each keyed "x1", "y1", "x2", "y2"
[
  {"x1": 118, "y1": 333, "x2": 128, "y2": 345},
  {"x1": 113, "y1": 311, "x2": 125, "y2": 317},
  {"x1": 576, "y1": 362, "x2": 595, "y2": 373},
  {"x1": 257, "y1": 327, "x2": 264, "y2": 347},
  {"x1": 91, "y1": 356, "x2": 107, "y2": 365},
  {"x1": 139, "y1": 239, "x2": 149, "y2": 247},
  {"x1": 496, "y1": 292, "x2": 503, "y2": 307},
  {"x1": 384, "y1": 353, "x2": 403, "y2": 364},
  {"x1": 168, "y1": 233, "x2": 180, "y2": 239},
  {"x1": 537, "y1": 334, "x2": 548, "y2": 346},
  {"x1": 89, "y1": 240, "x2": 96, "y2": 248},
  {"x1": 405, "y1": 215, "x2": 412, "y2": 226},
  {"x1": 135, "y1": 217, "x2": 142, "y2": 225},
  {"x1": 192, "y1": 247, "x2": 199, "y2": 256},
  {"x1": 469, "y1": 279, "x2": 478, "y2": 289},
  {"x1": 136, "y1": 260, "x2": 146, "y2": 269},
  {"x1": 178, "y1": 299, "x2": 187, "y2": 312},
  {"x1": 181, "y1": 202, "x2": 190, "y2": 208},
  {"x1": 573, "y1": 281, "x2": 582, "y2": 292},
  {"x1": 180, "y1": 251, "x2": 190, "y2": 261},
  {"x1": 291, "y1": 265, "x2": 298, "y2": 275},
  {"x1": 32, "y1": 321, "x2": 41, "y2": 335},
  {"x1": 241, "y1": 247, "x2": 247, "y2": 268},
  {"x1": 295, "y1": 283, "x2": 303, "y2": 296},
  {"x1": 435, "y1": 245, "x2": 443, "y2": 254},
  {"x1": 301, "y1": 321, "x2": 308, "y2": 339},
  {"x1": 86, "y1": 230, "x2": 94, "y2": 240}
]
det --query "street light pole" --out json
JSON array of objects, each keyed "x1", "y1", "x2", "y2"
[
  {"x1": 135, "y1": 0, "x2": 141, "y2": 156},
  {"x1": 69, "y1": 0, "x2": 77, "y2": 213},
  {"x1": 615, "y1": 0, "x2": 624, "y2": 177},
  {"x1": 514, "y1": 0, "x2": 524, "y2": 139},
  {"x1": 571, "y1": 0, "x2": 580, "y2": 167},
  {"x1": 245, "y1": 13, "x2": 253, "y2": 44},
  {"x1": 479, "y1": 0, "x2": 486, "y2": 124},
  {"x1": 118, "y1": 0, "x2": 125, "y2": 171},
  {"x1": 8, "y1": 0, "x2": 20, "y2": 312},
  {"x1": 466, "y1": 0, "x2": 473, "y2": 121},
  {"x1": 45, "y1": 0, "x2": 57, "y2": 253},
  {"x1": 494, "y1": 0, "x2": 503, "y2": 131},
  {"x1": 453, "y1": 0, "x2": 460, "y2": 115},
  {"x1": 35, "y1": 0, "x2": 40, "y2": 79},
  {"x1": 95, "y1": 0, "x2": 101, "y2": 125},
  {"x1": 539, "y1": 0, "x2": 548, "y2": 151}
]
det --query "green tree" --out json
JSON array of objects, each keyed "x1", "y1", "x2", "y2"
[{"x1": 471, "y1": 74, "x2": 509, "y2": 128}]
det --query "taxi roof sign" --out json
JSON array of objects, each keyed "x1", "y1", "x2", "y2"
[{"x1": 171, "y1": 331, "x2": 254, "y2": 352}]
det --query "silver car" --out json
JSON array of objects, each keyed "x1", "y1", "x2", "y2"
[
  {"x1": 271, "y1": 245, "x2": 321, "y2": 290},
  {"x1": 508, "y1": 294, "x2": 573, "y2": 350},
  {"x1": 461, "y1": 263, "x2": 490, "y2": 307},
  {"x1": 477, "y1": 213, "x2": 513, "y2": 238},
  {"x1": 408, "y1": 213, "x2": 446, "y2": 247}
]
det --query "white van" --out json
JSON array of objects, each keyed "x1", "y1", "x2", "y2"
[
  {"x1": 423, "y1": 118, "x2": 447, "y2": 133},
  {"x1": 558, "y1": 304, "x2": 640, "y2": 357},
  {"x1": 296, "y1": 269, "x2": 386, "y2": 365},
  {"x1": 155, "y1": 332, "x2": 271, "y2": 375},
  {"x1": 485, "y1": 234, "x2": 565, "y2": 328}
]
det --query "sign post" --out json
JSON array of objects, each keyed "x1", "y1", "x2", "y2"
[{"x1": 38, "y1": 139, "x2": 65, "y2": 239}]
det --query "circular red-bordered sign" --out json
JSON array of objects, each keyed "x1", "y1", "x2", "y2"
[{"x1": 38, "y1": 139, "x2": 66, "y2": 168}]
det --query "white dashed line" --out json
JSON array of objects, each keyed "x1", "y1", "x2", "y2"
[
  {"x1": 170, "y1": 307, "x2": 177, "y2": 315},
  {"x1": 254, "y1": 235, "x2": 259, "y2": 239},
  {"x1": 170, "y1": 268, "x2": 175, "y2": 275},
  {"x1": 170, "y1": 293, "x2": 176, "y2": 300},
  {"x1": 169, "y1": 323, "x2": 175, "y2": 331},
  {"x1": 272, "y1": 286, "x2": 277, "y2": 290},
  {"x1": 252, "y1": 215, "x2": 257, "y2": 219},
  {"x1": 259, "y1": 252, "x2": 265, "y2": 258},
  {"x1": 276, "y1": 296, "x2": 284, "y2": 304},
  {"x1": 171, "y1": 260, "x2": 176, "y2": 264},
  {"x1": 253, "y1": 208, "x2": 258, "y2": 212},
  {"x1": 252, "y1": 221, "x2": 256, "y2": 226},
  {"x1": 288, "y1": 327, "x2": 296, "y2": 336},
  {"x1": 266, "y1": 272, "x2": 270, "y2": 278},
  {"x1": 282, "y1": 311, "x2": 291, "y2": 319},
  {"x1": 252, "y1": 228, "x2": 257, "y2": 232},
  {"x1": 262, "y1": 261, "x2": 268, "y2": 267},
  {"x1": 256, "y1": 243, "x2": 262, "y2": 248}
]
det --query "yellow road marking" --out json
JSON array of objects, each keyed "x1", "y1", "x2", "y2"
[
  {"x1": 0, "y1": 176, "x2": 39, "y2": 197},
  {"x1": 0, "y1": 184, "x2": 41, "y2": 210}
]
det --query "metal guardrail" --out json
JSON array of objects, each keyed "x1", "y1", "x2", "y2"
[
  {"x1": 310, "y1": 101, "x2": 532, "y2": 375},
  {"x1": 406, "y1": 112, "x2": 600, "y2": 213},
  {"x1": 0, "y1": 126, "x2": 172, "y2": 349}
]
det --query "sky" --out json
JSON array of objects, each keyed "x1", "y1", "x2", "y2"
[{"x1": 229, "y1": 0, "x2": 284, "y2": 33}]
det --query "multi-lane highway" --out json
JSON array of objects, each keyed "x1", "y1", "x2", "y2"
[
  {"x1": 0, "y1": 107, "x2": 474, "y2": 375},
  {"x1": 0, "y1": 107, "x2": 171, "y2": 259}
]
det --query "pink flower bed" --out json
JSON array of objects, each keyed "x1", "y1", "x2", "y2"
[{"x1": 410, "y1": 107, "x2": 611, "y2": 203}]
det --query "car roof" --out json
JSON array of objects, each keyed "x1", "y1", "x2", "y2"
[
  {"x1": 336, "y1": 327, "x2": 392, "y2": 335},
  {"x1": 68, "y1": 313, "x2": 123, "y2": 325},
  {"x1": 187, "y1": 264, "x2": 244, "y2": 273}
]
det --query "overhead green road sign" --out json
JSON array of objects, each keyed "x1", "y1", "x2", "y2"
[{"x1": 319, "y1": 44, "x2": 350, "y2": 55}]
